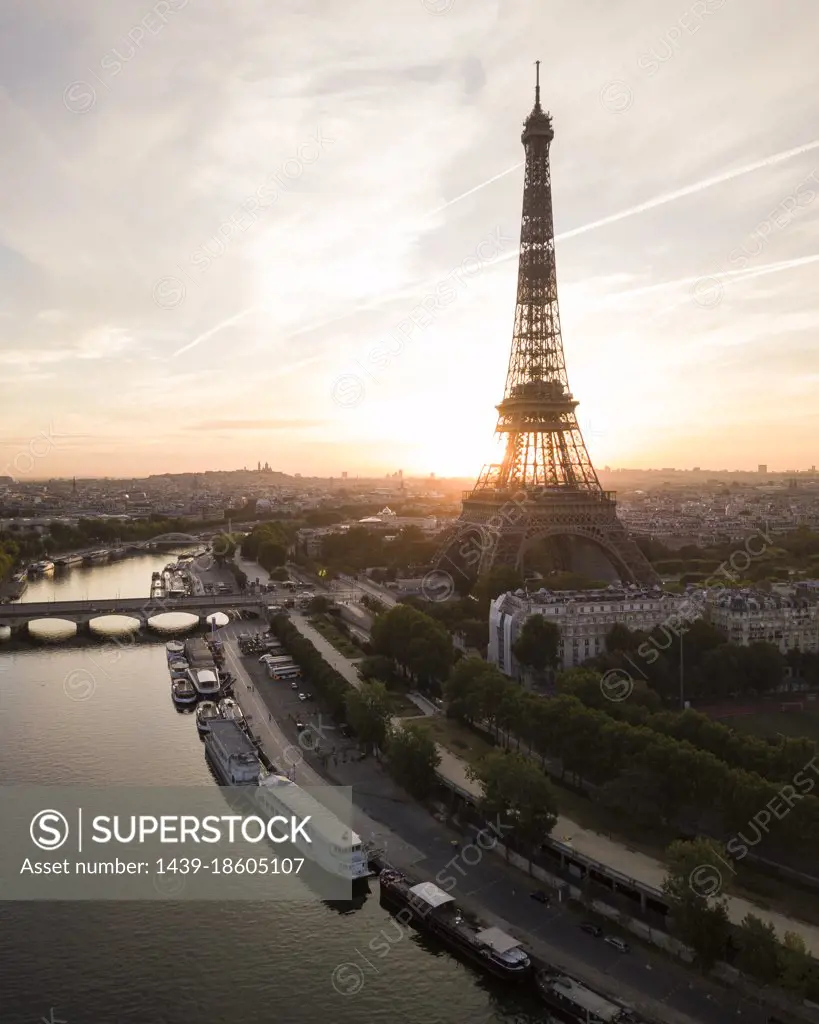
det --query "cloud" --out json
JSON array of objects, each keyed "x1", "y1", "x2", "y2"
[
  {"x1": 192, "y1": 419, "x2": 327, "y2": 431},
  {"x1": 1, "y1": 0, "x2": 818, "y2": 474}
]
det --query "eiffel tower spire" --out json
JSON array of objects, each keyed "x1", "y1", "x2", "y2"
[
  {"x1": 434, "y1": 69, "x2": 658, "y2": 587},
  {"x1": 492, "y1": 60, "x2": 600, "y2": 493}
]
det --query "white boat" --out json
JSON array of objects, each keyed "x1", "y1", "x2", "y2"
[
  {"x1": 204, "y1": 719, "x2": 260, "y2": 784},
  {"x1": 192, "y1": 668, "x2": 220, "y2": 698},
  {"x1": 169, "y1": 658, "x2": 189, "y2": 674},
  {"x1": 166, "y1": 641, "x2": 185, "y2": 660},
  {"x1": 254, "y1": 774, "x2": 372, "y2": 882},
  {"x1": 218, "y1": 698, "x2": 244, "y2": 724},
  {"x1": 171, "y1": 676, "x2": 197, "y2": 705},
  {"x1": 195, "y1": 701, "x2": 221, "y2": 734},
  {"x1": 28, "y1": 560, "x2": 55, "y2": 576}
]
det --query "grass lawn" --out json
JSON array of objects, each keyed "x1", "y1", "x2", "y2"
[
  {"x1": 411, "y1": 715, "x2": 496, "y2": 768},
  {"x1": 308, "y1": 615, "x2": 363, "y2": 660},
  {"x1": 722, "y1": 709, "x2": 819, "y2": 743}
]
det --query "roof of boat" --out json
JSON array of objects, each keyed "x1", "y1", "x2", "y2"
[
  {"x1": 256, "y1": 774, "x2": 360, "y2": 847},
  {"x1": 207, "y1": 719, "x2": 257, "y2": 755},
  {"x1": 475, "y1": 927, "x2": 523, "y2": 954},
  {"x1": 542, "y1": 974, "x2": 624, "y2": 1022},
  {"x1": 408, "y1": 881, "x2": 455, "y2": 908}
]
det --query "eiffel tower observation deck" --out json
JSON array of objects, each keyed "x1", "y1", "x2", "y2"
[{"x1": 435, "y1": 64, "x2": 658, "y2": 588}]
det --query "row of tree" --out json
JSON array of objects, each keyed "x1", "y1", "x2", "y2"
[
  {"x1": 556, "y1": 667, "x2": 818, "y2": 786},
  {"x1": 444, "y1": 658, "x2": 819, "y2": 872},
  {"x1": 370, "y1": 604, "x2": 454, "y2": 692},
  {"x1": 663, "y1": 838, "x2": 819, "y2": 999},
  {"x1": 316, "y1": 525, "x2": 438, "y2": 576},
  {"x1": 268, "y1": 614, "x2": 352, "y2": 720}
]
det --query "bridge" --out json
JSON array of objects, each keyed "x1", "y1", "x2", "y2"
[{"x1": 0, "y1": 594, "x2": 263, "y2": 633}]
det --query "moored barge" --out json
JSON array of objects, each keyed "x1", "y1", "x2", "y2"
[{"x1": 378, "y1": 869, "x2": 531, "y2": 981}]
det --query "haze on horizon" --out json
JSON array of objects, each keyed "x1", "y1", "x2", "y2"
[{"x1": 1, "y1": 0, "x2": 818, "y2": 481}]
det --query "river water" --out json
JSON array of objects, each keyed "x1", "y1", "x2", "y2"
[{"x1": 0, "y1": 554, "x2": 549, "y2": 1024}]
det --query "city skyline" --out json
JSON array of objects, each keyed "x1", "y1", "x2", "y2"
[{"x1": 2, "y1": 0, "x2": 819, "y2": 478}]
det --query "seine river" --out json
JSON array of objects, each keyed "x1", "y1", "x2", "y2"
[{"x1": 0, "y1": 554, "x2": 548, "y2": 1024}]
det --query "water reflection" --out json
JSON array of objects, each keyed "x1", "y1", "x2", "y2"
[
  {"x1": 148, "y1": 611, "x2": 200, "y2": 634},
  {"x1": 89, "y1": 615, "x2": 142, "y2": 636},
  {"x1": 27, "y1": 618, "x2": 77, "y2": 641}
]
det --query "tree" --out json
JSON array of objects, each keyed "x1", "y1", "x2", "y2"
[
  {"x1": 455, "y1": 618, "x2": 489, "y2": 651},
  {"x1": 371, "y1": 605, "x2": 453, "y2": 690},
  {"x1": 735, "y1": 914, "x2": 781, "y2": 984},
  {"x1": 472, "y1": 566, "x2": 524, "y2": 610},
  {"x1": 307, "y1": 595, "x2": 331, "y2": 614},
  {"x1": 512, "y1": 615, "x2": 560, "y2": 674},
  {"x1": 662, "y1": 838, "x2": 731, "y2": 969},
  {"x1": 445, "y1": 658, "x2": 509, "y2": 725},
  {"x1": 778, "y1": 931, "x2": 815, "y2": 997},
  {"x1": 467, "y1": 750, "x2": 557, "y2": 856},
  {"x1": 258, "y1": 540, "x2": 287, "y2": 571},
  {"x1": 344, "y1": 681, "x2": 392, "y2": 754},
  {"x1": 385, "y1": 723, "x2": 441, "y2": 799}
]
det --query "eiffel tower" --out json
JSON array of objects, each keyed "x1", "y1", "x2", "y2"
[{"x1": 435, "y1": 64, "x2": 658, "y2": 587}]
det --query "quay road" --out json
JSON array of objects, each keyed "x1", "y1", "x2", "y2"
[
  {"x1": 0, "y1": 593, "x2": 262, "y2": 623},
  {"x1": 218, "y1": 617, "x2": 769, "y2": 1024}
]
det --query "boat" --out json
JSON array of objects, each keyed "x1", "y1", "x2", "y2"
[
  {"x1": 195, "y1": 701, "x2": 221, "y2": 734},
  {"x1": 168, "y1": 658, "x2": 189, "y2": 674},
  {"x1": 218, "y1": 697, "x2": 244, "y2": 724},
  {"x1": 254, "y1": 773, "x2": 373, "y2": 882},
  {"x1": 28, "y1": 560, "x2": 55, "y2": 576},
  {"x1": 536, "y1": 969, "x2": 637, "y2": 1023},
  {"x1": 152, "y1": 572, "x2": 162, "y2": 582},
  {"x1": 192, "y1": 668, "x2": 220, "y2": 698},
  {"x1": 204, "y1": 719, "x2": 260, "y2": 784},
  {"x1": 54, "y1": 554, "x2": 83, "y2": 570},
  {"x1": 171, "y1": 676, "x2": 197, "y2": 705},
  {"x1": 378, "y1": 870, "x2": 531, "y2": 981},
  {"x1": 166, "y1": 640, "x2": 185, "y2": 660}
]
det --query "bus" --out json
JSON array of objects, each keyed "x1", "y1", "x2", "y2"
[{"x1": 272, "y1": 667, "x2": 301, "y2": 682}]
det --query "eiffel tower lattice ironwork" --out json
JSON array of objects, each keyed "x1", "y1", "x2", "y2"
[{"x1": 435, "y1": 63, "x2": 658, "y2": 587}]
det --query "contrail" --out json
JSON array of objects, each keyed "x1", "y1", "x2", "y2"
[
  {"x1": 170, "y1": 305, "x2": 259, "y2": 358},
  {"x1": 604, "y1": 252, "x2": 819, "y2": 305},
  {"x1": 426, "y1": 161, "x2": 524, "y2": 217},
  {"x1": 169, "y1": 139, "x2": 819, "y2": 358},
  {"x1": 484, "y1": 137, "x2": 819, "y2": 267}
]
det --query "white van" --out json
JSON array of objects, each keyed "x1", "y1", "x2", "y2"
[{"x1": 604, "y1": 936, "x2": 629, "y2": 953}]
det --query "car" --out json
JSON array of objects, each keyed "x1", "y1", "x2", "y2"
[
  {"x1": 530, "y1": 889, "x2": 550, "y2": 905},
  {"x1": 298, "y1": 693, "x2": 308, "y2": 701},
  {"x1": 295, "y1": 721, "x2": 306, "y2": 731},
  {"x1": 603, "y1": 936, "x2": 630, "y2": 953},
  {"x1": 291, "y1": 681, "x2": 299, "y2": 690},
  {"x1": 303, "y1": 692, "x2": 313, "y2": 700},
  {"x1": 580, "y1": 922, "x2": 603, "y2": 937}
]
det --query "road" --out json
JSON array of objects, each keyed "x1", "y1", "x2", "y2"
[
  {"x1": 216, "y1": 616, "x2": 779, "y2": 1024},
  {"x1": 221, "y1": 555, "x2": 809, "y2": 1023}
]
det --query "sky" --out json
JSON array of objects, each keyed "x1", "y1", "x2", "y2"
[{"x1": 1, "y1": 0, "x2": 819, "y2": 480}]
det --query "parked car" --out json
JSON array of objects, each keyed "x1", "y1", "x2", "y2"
[
  {"x1": 580, "y1": 922, "x2": 603, "y2": 937},
  {"x1": 530, "y1": 890, "x2": 550, "y2": 905},
  {"x1": 298, "y1": 693, "x2": 308, "y2": 702},
  {"x1": 604, "y1": 936, "x2": 629, "y2": 953}
]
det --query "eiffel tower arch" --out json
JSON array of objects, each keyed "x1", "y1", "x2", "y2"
[{"x1": 435, "y1": 64, "x2": 658, "y2": 590}]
